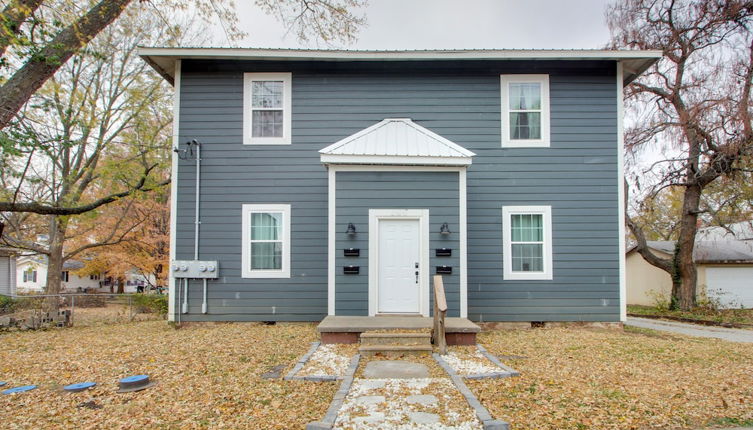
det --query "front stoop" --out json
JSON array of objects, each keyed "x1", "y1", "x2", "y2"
[
  {"x1": 359, "y1": 332, "x2": 433, "y2": 357},
  {"x1": 317, "y1": 316, "x2": 480, "y2": 345}
]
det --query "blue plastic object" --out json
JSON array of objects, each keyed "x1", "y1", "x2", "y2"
[
  {"x1": 0, "y1": 382, "x2": 6, "y2": 387},
  {"x1": 120, "y1": 375, "x2": 148, "y2": 384},
  {"x1": 2, "y1": 385, "x2": 37, "y2": 395},
  {"x1": 63, "y1": 382, "x2": 96, "y2": 392}
]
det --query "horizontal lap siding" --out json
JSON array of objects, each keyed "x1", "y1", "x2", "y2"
[
  {"x1": 176, "y1": 59, "x2": 619, "y2": 322},
  {"x1": 335, "y1": 171, "x2": 460, "y2": 317}
]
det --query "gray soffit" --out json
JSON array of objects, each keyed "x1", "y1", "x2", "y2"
[{"x1": 138, "y1": 47, "x2": 662, "y2": 86}]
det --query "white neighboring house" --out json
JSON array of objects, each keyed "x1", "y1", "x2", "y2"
[
  {"x1": 627, "y1": 234, "x2": 753, "y2": 309},
  {"x1": 0, "y1": 247, "x2": 19, "y2": 297},
  {"x1": 15, "y1": 255, "x2": 150, "y2": 293}
]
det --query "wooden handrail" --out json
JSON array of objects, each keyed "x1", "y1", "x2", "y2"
[{"x1": 432, "y1": 275, "x2": 447, "y2": 355}]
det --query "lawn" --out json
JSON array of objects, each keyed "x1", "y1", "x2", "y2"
[
  {"x1": 0, "y1": 321, "x2": 335, "y2": 429},
  {"x1": 2, "y1": 321, "x2": 752, "y2": 429},
  {"x1": 628, "y1": 304, "x2": 753, "y2": 327},
  {"x1": 473, "y1": 326, "x2": 753, "y2": 430}
]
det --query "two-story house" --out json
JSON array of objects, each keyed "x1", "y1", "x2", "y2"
[{"x1": 140, "y1": 48, "x2": 660, "y2": 330}]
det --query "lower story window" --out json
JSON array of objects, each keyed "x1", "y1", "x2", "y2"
[
  {"x1": 23, "y1": 269, "x2": 37, "y2": 282},
  {"x1": 241, "y1": 204, "x2": 291, "y2": 278},
  {"x1": 502, "y1": 206, "x2": 553, "y2": 280}
]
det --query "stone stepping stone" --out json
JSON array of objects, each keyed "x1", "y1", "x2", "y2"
[
  {"x1": 353, "y1": 412, "x2": 385, "y2": 425},
  {"x1": 406, "y1": 394, "x2": 438, "y2": 406},
  {"x1": 363, "y1": 360, "x2": 429, "y2": 379},
  {"x1": 408, "y1": 411, "x2": 440, "y2": 424},
  {"x1": 354, "y1": 395, "x2": 385, "y2": 406},
  {"x1": 358, "y1": 380, "x2": 385, "y2": 390}
]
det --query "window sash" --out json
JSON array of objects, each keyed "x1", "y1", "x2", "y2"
[
  {"x1": 244, "y1": 73, "x2": 291, "y2": 145},
  {"x1": 501, "y1": 75, "x2": 549, "y2": 147},
  {"x1": 243, "y1": 205, "x2": 290, "y2": 277},
  {"x1": 503, "y1": 206, "x2": 552, "y2": 280}
]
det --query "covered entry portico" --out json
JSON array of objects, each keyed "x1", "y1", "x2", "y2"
[{"x1": 321, "y1": 118, "x2": 474, "y2": 319}]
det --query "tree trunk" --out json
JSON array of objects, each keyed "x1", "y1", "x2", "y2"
[
  {"x1": 45, "y1": 216, "x2": 68, "y2": 313},
  {"x1": 117, "y1": 278, "x2": 125, "y2": 294},
  {"x1": 672, "y1": 184, "x2": 702, "y2": 310}
]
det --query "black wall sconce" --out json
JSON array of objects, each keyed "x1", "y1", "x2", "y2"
[
  {"x1": 346, "y1": 223, "x2": 357, "y2": 236},
  {"x1": 440, "y1": 222, "x2": 451, "y2": 235}
]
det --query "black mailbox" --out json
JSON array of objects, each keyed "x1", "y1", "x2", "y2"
[
  {"x1": 435, "y1": 248, "x2": 452, "y2": 257},
  {"x1": 343, "y1": 266, "x2": 360, "y2": 275},
  {"x1": 344, "y1": 248, "x2": 360, "y2": 257},
  {"x1": 436, "y1": 265, "x2": 452, "y2": 275}
]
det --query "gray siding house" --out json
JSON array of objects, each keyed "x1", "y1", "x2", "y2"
[{"x1": 140, "y1": 48, "x2": 659, "y2": 324}]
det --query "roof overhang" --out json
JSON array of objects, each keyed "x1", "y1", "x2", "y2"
[
  {"x1": 139, "y1": 47, "x2": 662, "y2": 86},
  {"x1": 320, "y1": 118, "x2": 475, "y2": 166}
]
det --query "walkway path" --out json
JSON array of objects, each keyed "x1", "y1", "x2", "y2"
[{"x1": 626, "y1": 317, "x2": 753, "y2": 343}]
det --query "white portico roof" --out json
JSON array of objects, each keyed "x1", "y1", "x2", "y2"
[{"x1": 319, "y1": 118, "x2": 475, "y2": 166}]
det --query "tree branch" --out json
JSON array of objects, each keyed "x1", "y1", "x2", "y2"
[
  {"x1": 0, "y1": 169, "x2": 170, "y2": 215},
  {"x1": 0, "y1": 0, "x2": 133, "y2": 130},
  {"x1": 0, "y1": 0, "x2": 44, "y2": 59}
]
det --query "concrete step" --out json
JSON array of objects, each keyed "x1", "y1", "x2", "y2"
[
  {"x1": 358, "y1": 344, "x2": 433, "y2": 357},
  {"x1": 360, "y1": 332, "x2": 432, "y2": 346}
]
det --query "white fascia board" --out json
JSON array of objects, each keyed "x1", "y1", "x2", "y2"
[
  {"x1": 320, "y1": 154, "x2": 472, "y2": 166},
  {"x1": 139, "y1": 47, "x2": 662, "y2": 61}
]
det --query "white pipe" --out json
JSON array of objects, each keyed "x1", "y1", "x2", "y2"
[
  {"x1": 175, "y1": 278, "x2": 180, "y2": 324},
  {"x1": 201, "y1": 279, "x2": 208, "y2": 314},
  {"x1": 194, "y1": 141, "x2": 201, "y2": 260},
  {"x1": 182, "y1": 279, "x2": 188, "y2": 314}
]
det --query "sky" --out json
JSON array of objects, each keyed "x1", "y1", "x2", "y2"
[{"x1": 220, "y1": 0, "x2": 614, "y2": 50}]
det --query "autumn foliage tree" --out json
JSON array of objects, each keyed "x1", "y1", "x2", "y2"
[{"x1": 608, "y1": 0, "x2": 753, "y2": 310}]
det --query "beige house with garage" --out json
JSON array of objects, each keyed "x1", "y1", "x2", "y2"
[{"x1": 627, "y1": 238, "x2": 753, "y2": 308}]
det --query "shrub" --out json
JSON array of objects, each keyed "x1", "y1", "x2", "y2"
[
  {"x1": 0, "y1": 295, "x2": 17, "y2": 315},
  {"x1": 131, "y1": 294, "x2": 168, "y2": 317},
  {"x1": 647, "y1": 289, "x2": 671, "y2": 311}
]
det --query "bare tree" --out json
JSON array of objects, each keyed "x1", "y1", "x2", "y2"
[{"x1": 608, "y1": 0, "x2": 753, "y2": 309}]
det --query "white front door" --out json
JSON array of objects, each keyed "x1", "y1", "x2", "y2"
[{"x1": 378, "y1": 219, "x2": 421, "y2": 313}]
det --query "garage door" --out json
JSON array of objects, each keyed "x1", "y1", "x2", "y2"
[{"x1": 706, "y1": 267, "x2": 753, "y2": 309}]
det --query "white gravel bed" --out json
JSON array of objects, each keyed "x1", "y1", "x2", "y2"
[
  {"x1": 333, "y1": 378, "x2": 481, "y2": 429},
  {"x1": 296, "y1": 343, "x2": 353, "y2": 377},
  {"x1": 442, "y1": 347, "x2": 501, "y2": 375}
]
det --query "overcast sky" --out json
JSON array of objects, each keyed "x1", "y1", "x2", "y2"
[{"x1": 223, "y1": 0, "x2": 614, "y2": 49}]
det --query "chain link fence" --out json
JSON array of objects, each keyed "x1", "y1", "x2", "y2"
[{"x1": 0, "y1": 293, "x2": 167, "y2": 330}]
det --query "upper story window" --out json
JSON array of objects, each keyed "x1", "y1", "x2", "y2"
[
  {"x1": 241, "y1": 204, "x2": 291, "y2": 278},
  {"x1": 243, "y1": 73, "x2": 292, "y2": 145},
  {"x1": 61, "y1": 271, "x2": 70, "y2": 282},
  {"x1": 500, "y1": 74, "x2": 550, "y2": 148},
  {"x1": 502, "y1": 205, "x2": 553, "y2": 280}
]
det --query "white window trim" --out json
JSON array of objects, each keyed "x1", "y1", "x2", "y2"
[
  {"x1": 502, "y1": 205, "x2": 553, "y2": 280},
  {"x1": 241, "y1": 204, "x2": 291, "y2": 278},
  {"x1": 243, "y1": 72, "x2": 292, "y2": 145},
  {"x1": 500, "y1": 74, "x2": 550, "y2": 148}
]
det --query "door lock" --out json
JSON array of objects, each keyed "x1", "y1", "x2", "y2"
[{"x1": 415, "y1": 262, "x2": 419, "y2": 284}]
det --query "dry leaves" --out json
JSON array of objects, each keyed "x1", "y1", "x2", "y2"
[
  {"x1": 469, "y1": 326, "x2": 753, "y2": 430},
  {"x1": 0, "y1": 321, "x2": 335, "y2": 429},
  {"x1": 3, "y1": 321, "x2": 752, "y2": 429}
]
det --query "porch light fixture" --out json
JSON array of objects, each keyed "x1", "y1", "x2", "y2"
[
  {"x1": 346, "y1": 223, "x2": 357, "y2": 236},
  {"x1": 440, "y1": 222, "x2": 451, "y2": 235}
]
